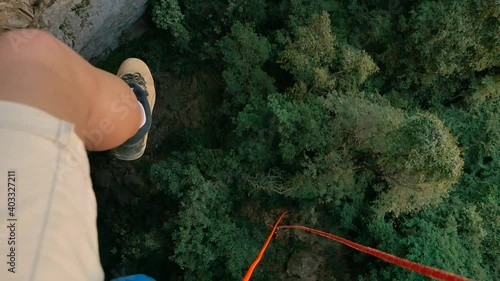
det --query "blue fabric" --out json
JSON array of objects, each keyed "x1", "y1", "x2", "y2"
[{"x1": 112, "y1": 274, "x2": 155, "y2": 281}]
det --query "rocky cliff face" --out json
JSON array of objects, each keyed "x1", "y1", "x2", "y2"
[{"x1": 0, "y1": 0, "x2": 148, "y2": 59}]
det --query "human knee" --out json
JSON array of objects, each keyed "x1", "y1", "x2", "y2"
[{"x1": 0, "y1": 29, "x2": 59, "y2": 59}]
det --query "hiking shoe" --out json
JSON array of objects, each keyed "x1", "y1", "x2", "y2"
[{"x1": 112, "y1": 58, "x2": 156, "y2": 161}]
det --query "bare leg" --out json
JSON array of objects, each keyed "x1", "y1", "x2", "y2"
[{"x1": 0, "y1": 29, "x2": 142, "y2": 151}]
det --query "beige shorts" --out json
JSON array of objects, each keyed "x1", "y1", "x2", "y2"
[{"x1": 0, "y1": 101, "x2": 104, "y2": 281}]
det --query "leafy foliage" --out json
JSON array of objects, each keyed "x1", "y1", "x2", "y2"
[
  {"x1": 280, "y1": 12, "x2": 337, "y2": 97},
  {"x1": 94, "y1": 1, "x2": 499, "y2": 280},
  {"x1": 220, "y1": 22, "x2": 275, "y2": 108},
  {"x1": 374, "y1": 113, "x2": 464, "y2": 215},
  {"x1": 151, "y1": 150, "x2": 256, "y2": 280},
  {"x1": 152, "y1": 0, "x2": 190, "y2": 47},
  {"x1": 350, "y1": 0, "x2": 499, "y2": 105}
]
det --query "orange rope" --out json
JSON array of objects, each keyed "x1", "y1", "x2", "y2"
[
  {"x1": 242, "y1": 212, "x2": 474, "y2": 281},
  {"x1": 241, "y1": 211, "x2": 288, "y2": 281},
  {"x1": 279, "y1": 225, "x2": 473, "y2": 281}
]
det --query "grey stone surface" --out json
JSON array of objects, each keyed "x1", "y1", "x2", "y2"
[
  {"x1": 0, "y1": 0, "x2": 148, "y2": 59},
  {"x1": 286, "y1": 250, "x2": 323, "y2": 280},
  {"x1": 43, "y1": 0, "x2": 148, "y2": 59},
  {"x1": 0, "y1": 1, "x2": 35, "y2": 30}
]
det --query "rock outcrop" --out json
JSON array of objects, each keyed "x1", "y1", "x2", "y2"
[
  {"x1": 0, "y1": 0, "x2": 148, "y2": 59},
  {"x1": 286, "y1": 250, "x2": 324, "y2": 281}
]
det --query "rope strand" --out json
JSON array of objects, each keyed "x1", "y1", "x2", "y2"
[
  {"x1": 241, "y1": 211, "x2": 288, "y2": 281},
  {"x1": 242, "y1": 211, "x2": 474, "y2": 281},
  {"x1": 279, "y1": 225, "x2": 473, "y2": 281}
]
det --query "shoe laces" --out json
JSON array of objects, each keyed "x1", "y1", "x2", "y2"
[{"x1": 122, "y1": 73, "x2": 146, "y2": 88}]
